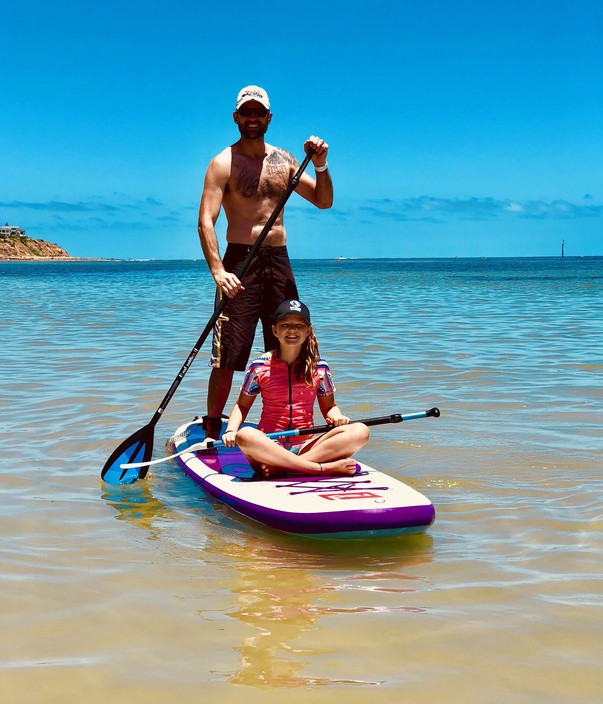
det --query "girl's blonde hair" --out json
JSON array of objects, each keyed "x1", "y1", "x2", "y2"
[{"x1": 297, "y1": 327, "x2": 321, "y2": 385}]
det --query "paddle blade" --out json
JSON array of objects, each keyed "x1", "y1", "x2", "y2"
[{"x1": 101, "y1": 424, "x2": 155, "y2": 485}]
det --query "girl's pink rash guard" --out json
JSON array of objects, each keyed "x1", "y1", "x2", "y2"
[{"x1": 240, "y1": 351, "x2": 335, "y2": 438}]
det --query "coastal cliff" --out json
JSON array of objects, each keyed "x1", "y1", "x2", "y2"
[{"x1": 0, "y1": 234, "x2": 72, "y2": 261}]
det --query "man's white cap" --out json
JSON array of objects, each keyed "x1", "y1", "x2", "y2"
[{"x1": 236, "y1": 85, "x2": 270, "y2": 111}]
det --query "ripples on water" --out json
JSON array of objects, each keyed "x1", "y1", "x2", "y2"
[{"x1": 1, "y1": 257, "x2": 602, "y2": 703}]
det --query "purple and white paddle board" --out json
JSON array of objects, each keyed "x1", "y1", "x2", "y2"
[{"x1": 172, "y1": 420, "x2": 435, "y2": 539}]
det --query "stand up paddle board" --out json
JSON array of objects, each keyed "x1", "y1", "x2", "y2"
[{"x1": 171, "y1": 420, "x2": 435, "y2": 539}]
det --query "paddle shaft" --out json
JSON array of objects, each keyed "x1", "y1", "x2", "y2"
[
  {"x1": 205, "y1": 408, "x2": 441, "y2": 449},
  {"x1": 119, "y1": 409, "x2": 440, "y2": 469},
  {"x1": 148, "y1": 151, "x2": 313, "y2": 428},
  {"x1": 101, "y1": 152, "x2": 312, "y2": 482},
  {"x1": 149, "y1": 153, "x2": 312, "y2": 425}
]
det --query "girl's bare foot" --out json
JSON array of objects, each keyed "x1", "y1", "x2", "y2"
[
  {"x1": 258, "y1": 458, "x2": 358, "y2": 479},
  {"x1": 257, "y1": 464, "x2": 286, "y2": 479},
  {"x1": 320, "y1": 458, "x2": 358, "y2": 476}
]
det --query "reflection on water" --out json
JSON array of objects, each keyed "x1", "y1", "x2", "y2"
[
  {"x1": 210, "y1": 533, "x2": 433, "y2": 688},
  {"x1": 102, "y1": 478, "x2": 433, "y2": 688},
  {"x1": 102, "y1": 483, "x2": 172, "y2": 540}
]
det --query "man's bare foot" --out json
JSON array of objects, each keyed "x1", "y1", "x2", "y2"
[{"x1": 201, "y1": 415, "x2": 223, "y2": 441}]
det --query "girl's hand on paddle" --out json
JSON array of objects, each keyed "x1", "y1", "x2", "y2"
[
  {"x1": 215, "y1": 270, "x2": 244, "y2": 298},
  {"x1": 325, "y1": 407, "x2": 350, "y2": 427}
]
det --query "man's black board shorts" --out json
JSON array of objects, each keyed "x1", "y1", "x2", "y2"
[{"x1": 210, "y1": 244, "x2": 298, "y2": 371}]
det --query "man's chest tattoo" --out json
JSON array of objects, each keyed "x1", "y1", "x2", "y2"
[{"x1": 234, "y1": 149, "x2": 295, "y2": 199}]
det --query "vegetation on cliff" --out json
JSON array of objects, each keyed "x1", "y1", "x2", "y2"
[{"x1": 0, "y1": 234, "x2": 72, "y2": 260}]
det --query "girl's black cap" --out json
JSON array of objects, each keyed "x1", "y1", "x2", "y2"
[{"x1": 274, "y1": 299, "x2": 311, "y2": 324}]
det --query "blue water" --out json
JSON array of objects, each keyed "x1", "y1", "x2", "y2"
[{"x1": 1, "y1": 257, "x2": 602, "y2": 703}]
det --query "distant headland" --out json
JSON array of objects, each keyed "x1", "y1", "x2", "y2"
[{"x1": 1, "y1": 223, "x2": 90, "y2": 261}]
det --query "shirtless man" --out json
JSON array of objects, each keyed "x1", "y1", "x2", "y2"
[{"x1": 197, "y1": 85, "x2": 333, "y2": 437}]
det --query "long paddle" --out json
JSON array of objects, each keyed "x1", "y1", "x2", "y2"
[
  {"x1": 119, "y1": 408, "x2": 441, "y2": 470},
  {"x1": 101, "y1": 151, "x2": 314, "y2": 485}
]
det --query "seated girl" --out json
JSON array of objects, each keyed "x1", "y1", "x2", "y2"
[{"x1": 221, "y1": 299, "x2": 369, "y2": 478}]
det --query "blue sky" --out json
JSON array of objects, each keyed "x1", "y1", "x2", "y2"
[{"x1": 2, "y1": 1, "x2": 602, "y2": 259}]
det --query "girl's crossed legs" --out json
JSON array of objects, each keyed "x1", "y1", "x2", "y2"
[{"x1": 236, "y1": 423, "x2": 370, "y2": 479}]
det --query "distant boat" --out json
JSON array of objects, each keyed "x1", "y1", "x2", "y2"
[{"x1": 334, "y1": 256, "x2": 348, "y2": 262}]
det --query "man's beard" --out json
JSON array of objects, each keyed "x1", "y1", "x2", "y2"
[{"x1": 238, "y1": 122, "x2": 269, "y2": 140}]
